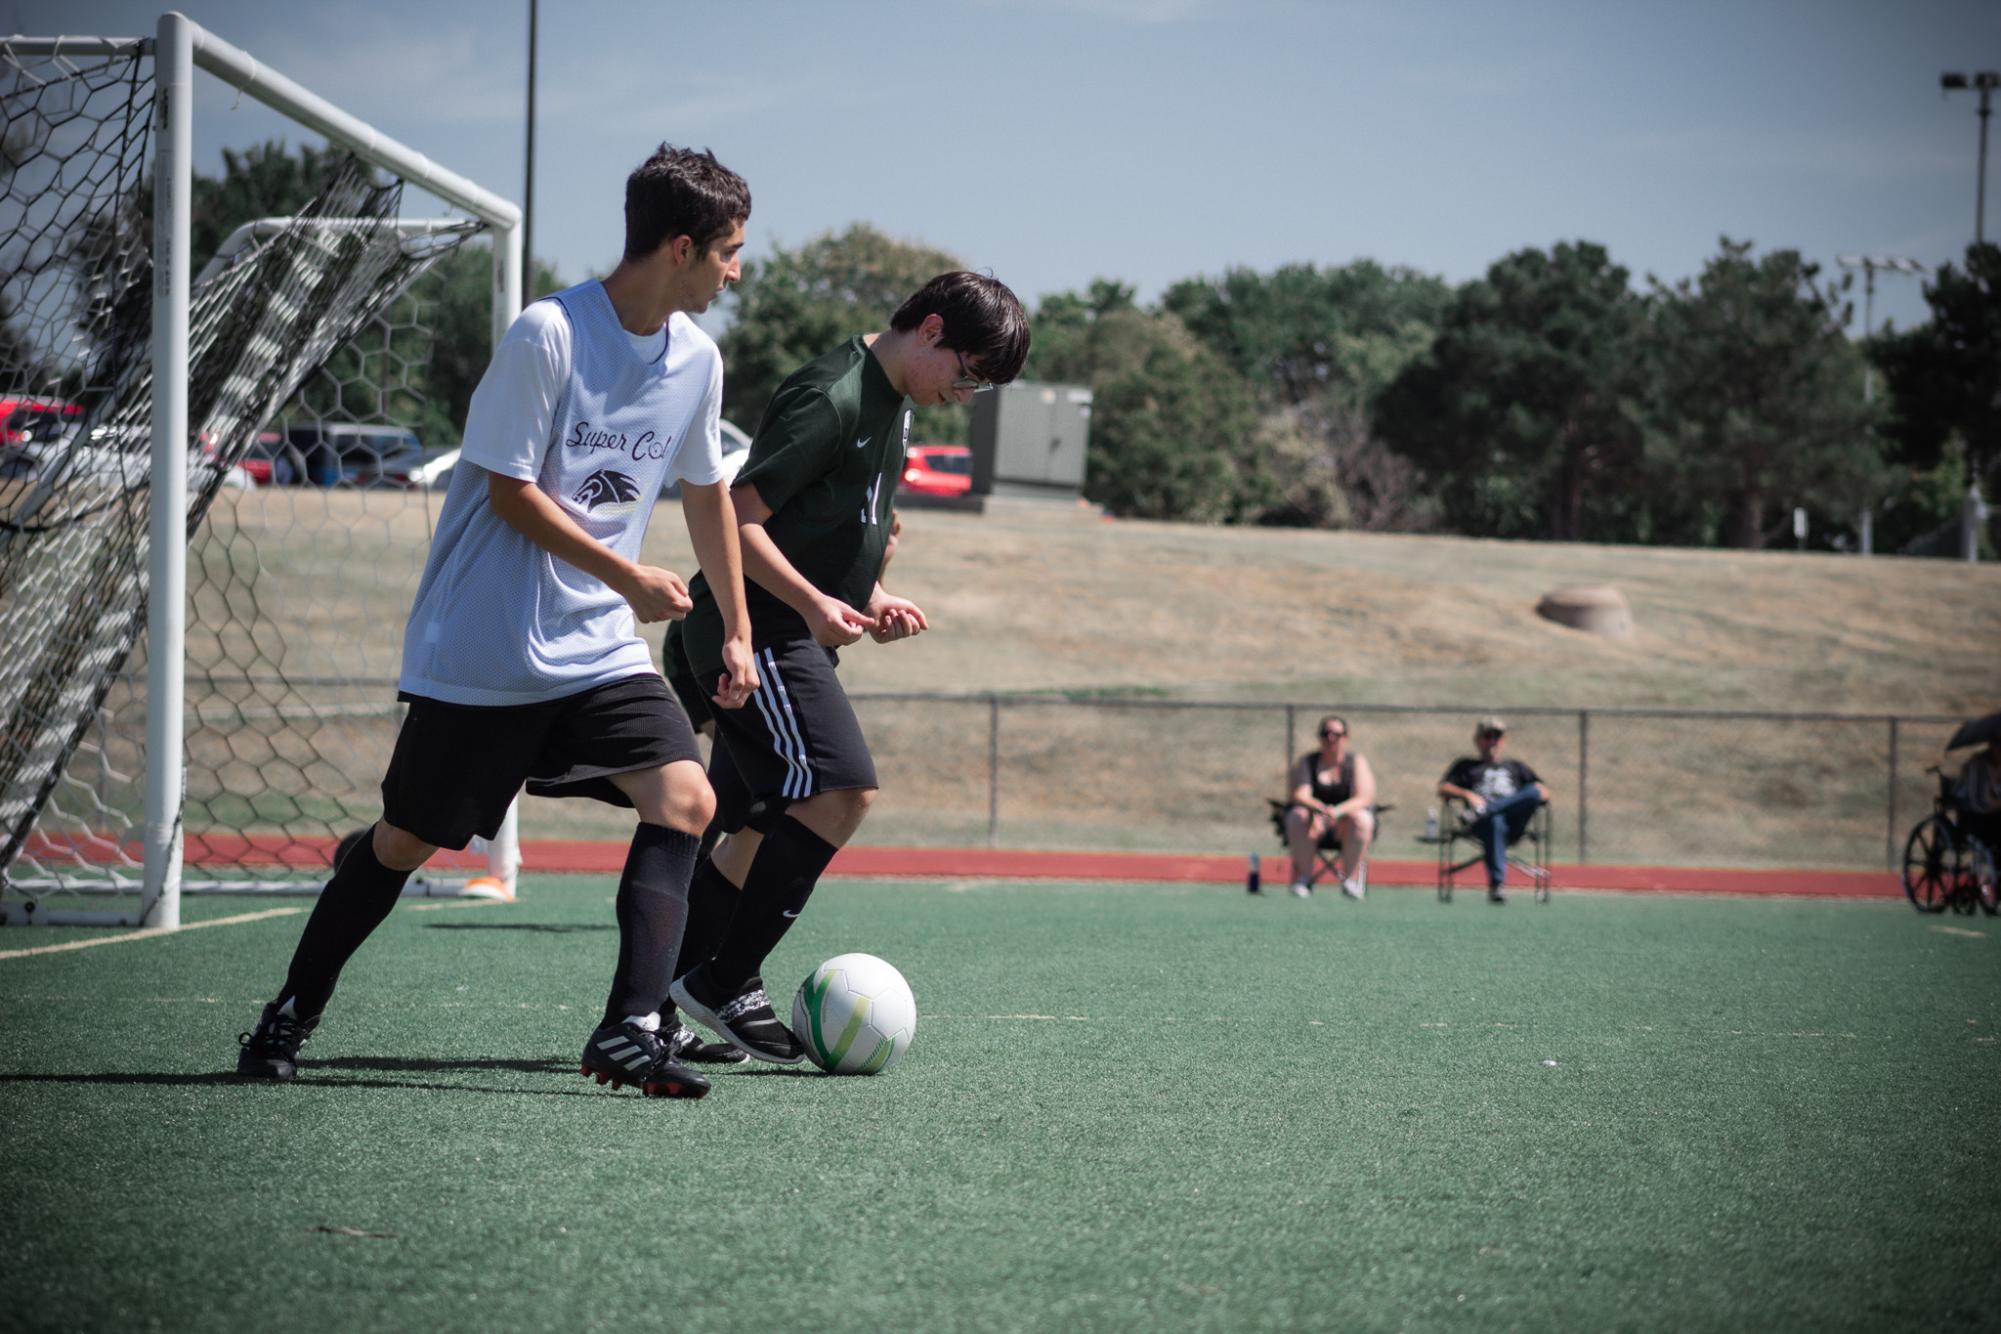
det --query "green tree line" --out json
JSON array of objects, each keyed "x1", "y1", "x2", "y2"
[
  {"x1": 48, "y1": 141, "x2": 1991, "y2": 554},
  {"x1": 725, "y1": 226, "x2": 1995, "y2": 554}
]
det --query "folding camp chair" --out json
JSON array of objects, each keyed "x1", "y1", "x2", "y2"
[
  {"x1": 1431, "y1": 794, "x2": 1552, "y2": 904},
  {"x1": 1248, "y1": 800, "x2": 1390, "y2": 895}
]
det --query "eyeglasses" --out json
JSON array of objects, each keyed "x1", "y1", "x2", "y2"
[
  {"x1": 1320, "y1": 729, "x2": 1346, "y2": 740},
  {"x1": 950, "y1": 350, "x2": 995, "y2": 393}
]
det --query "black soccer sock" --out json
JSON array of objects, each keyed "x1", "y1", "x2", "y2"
[
  {"x1": 602, "y1": 822, "x2": 701, "y2": 1026},
  {"x1": 277, "y1": 825, "x2": 414, "y2": 1018},
  {"x1": 705, "y1": 815, "x2": 839, "y2": 991},
  {"x1": 668, "y1": 856, "x2": 743, "y2": 994}
]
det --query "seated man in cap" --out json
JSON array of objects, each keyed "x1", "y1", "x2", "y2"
[{"x1": 1436, "y1": 716, "x2": 1551, "y2": 903}]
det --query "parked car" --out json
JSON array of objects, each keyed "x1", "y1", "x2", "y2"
[
  {"x1": 661, "y1": 417, "x2": 754, "y2": 498},
  {"x1": 1, "y1": 418, "x2": 151, "y2": 487},
  {"x1": 4, "y1": 408, "x2": 254, "y2": 489},
  {"x1": 899, "y1": 443, "x2": 973, "y2": 497},
  {"x1": 0, "y1": 399, "x2": 85, "y2": 480},
  {"x1": 236, "y1": 431, "x2": 305, "y2": 486},
  {"x1": 1, "y1": 396, "x2": 82, "y2": 442},
  {"x1": 284, "y1": 422, "x2": 427, "y2": 488}
]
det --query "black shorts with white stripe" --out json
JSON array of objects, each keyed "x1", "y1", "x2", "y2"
[{"x1": 700, "y1": 637, "x2": 876, "y2": 834}]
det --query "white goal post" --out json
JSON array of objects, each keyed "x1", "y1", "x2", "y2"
[{"x1": 0, "y1": 12, "x2": 524, "y2": 928}]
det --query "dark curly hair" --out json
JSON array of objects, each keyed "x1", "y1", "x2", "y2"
[{"x1": 623, "y1": 144, "x2": 751, "y2": 261}]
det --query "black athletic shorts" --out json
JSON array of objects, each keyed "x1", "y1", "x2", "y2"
[
  {"x1": 382, "y1": 674, "x2": 702, "y2": 850},
  {"x1": 702, "y1": 636, "x2": 876, "y2": 834},
  {"x1": 662, "y1": 623, "x2": 712, "y2": 731}
]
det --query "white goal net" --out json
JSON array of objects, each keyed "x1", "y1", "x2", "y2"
[{"x1": 0, "y1": 18, "x2": 522, "y2": 926}]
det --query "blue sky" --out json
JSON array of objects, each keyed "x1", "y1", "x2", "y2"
[{"x1": 19, "y1": 0, "x2": 1999, "y2": 338}]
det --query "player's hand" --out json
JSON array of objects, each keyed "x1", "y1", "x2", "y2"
[
  {"x1": 807, "y1": 594, "x2": 874, "y2": 647},
  {"x1": 620, "y1": 564, "x2": 692, "y2": 623},
  {"x1": 712, "y1": 639, "x2": 758, "y2": 710},
  {"x1": 866, "y1": 593, "x2": 928, "y2": 644}
]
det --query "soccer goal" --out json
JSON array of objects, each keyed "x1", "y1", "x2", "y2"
[{"x1": 0, "y1": 15, "x2": 524, "y2": 927}]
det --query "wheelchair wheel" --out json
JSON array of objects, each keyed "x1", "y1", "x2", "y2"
[{"x1": 1901, "y1": 816, "x2": 1961, "y2": 914}]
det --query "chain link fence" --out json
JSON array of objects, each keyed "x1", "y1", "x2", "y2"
[
  {"x1": 445, "y1": 690, "x2": 1965, "y2": 872},
  {"x1": 44, "y1": 678, "x2": 1965, "y2": 874},
  {"x1": 840, "y1": 696, "x2": 1964, "y2": 871}
]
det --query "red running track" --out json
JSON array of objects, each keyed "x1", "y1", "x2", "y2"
[
  {"x1": 22, "y1": 833, "x2": 1898, "y2": 898},
  {"x1": 531, "y1": 841, "x2": 1898, "y2": 899}
]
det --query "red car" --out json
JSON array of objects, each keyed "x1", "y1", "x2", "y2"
[
  {"x1": 0, "y1": 398, "x2": 83, "y2": 480},
  {"x1": 233, "y1": 431, "x2": 305, "y2": 485},
  {"x1": 899, "y1": 443, "x2": 972, "y2": 496}
]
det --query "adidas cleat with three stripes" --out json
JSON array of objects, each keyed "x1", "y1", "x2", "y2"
[{"x1": 579, "y1": 1019, "x2": 711, "y2": 1098}]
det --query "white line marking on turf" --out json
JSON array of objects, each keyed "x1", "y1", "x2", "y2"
[
  {"x1": 0, "y1": 907, "x2": 306, "y2": 960},
  {"x1": 926, "y1": 1013, "x2": 1092, "y2": 1021}
]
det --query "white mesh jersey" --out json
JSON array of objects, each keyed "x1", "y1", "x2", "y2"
[{"x1": 398, "y1": 279, "x2": 725, "y2": 706}]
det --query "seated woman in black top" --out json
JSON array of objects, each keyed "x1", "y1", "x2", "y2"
[{"x1": 1282, "y1": 715, "x2": 1377, "y2": 899}]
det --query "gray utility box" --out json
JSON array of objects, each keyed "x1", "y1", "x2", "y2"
[{"x1": 968, "y1": 380, "x2": 1092, "y2": 499}]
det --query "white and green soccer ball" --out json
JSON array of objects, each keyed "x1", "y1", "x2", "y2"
[{"x1": 791, "y1": 952, "x2": 916, "y2": 1075}]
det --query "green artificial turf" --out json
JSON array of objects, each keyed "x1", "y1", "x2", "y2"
[{"x1": 1, "y1": 878, "x2": 1996, "y2": 1332}]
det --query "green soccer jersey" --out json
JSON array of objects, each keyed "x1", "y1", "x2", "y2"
[{"x1": 683, "y1": 336, "x2": 908, "y2": 674}]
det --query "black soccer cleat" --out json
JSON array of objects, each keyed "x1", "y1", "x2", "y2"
[
  {"x1": 670, "y1": 967, "x2": 805, "y2": 1065},
  {"x1": 579, "y1": 1020, "x2": 711, "y2": 1098},
  {"x1": 665, "y1": 1017, "x2": 751, "y2": 1066},
  {"x1": 236, "y1": 1000, "x2": 320, "y2": 1080}
]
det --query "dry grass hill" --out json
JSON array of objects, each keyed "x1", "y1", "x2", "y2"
[{"x1": 661, "y1": 497, "x2": 1999, "y2": 718}]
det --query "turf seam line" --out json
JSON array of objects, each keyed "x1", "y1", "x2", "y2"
[{"x1": 0, "y1": 907, "x2": 305, "y2": 960}]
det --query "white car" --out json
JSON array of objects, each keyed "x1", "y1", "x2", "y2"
[
  {"x1": 0, "y1": 416, "x2": 252, "y2": 490},
  {"x1": 661, "y1": 417, "x2": 752, "y2": 497}
]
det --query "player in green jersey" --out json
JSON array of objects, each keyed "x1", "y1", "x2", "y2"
[{"x1": 669, "y1": 272, "x2": 1028, "y2": 1062}]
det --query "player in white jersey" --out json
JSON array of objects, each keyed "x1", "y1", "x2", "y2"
[{"x1": 237, "y1": 146, "x2": 758, "y2": 1098}]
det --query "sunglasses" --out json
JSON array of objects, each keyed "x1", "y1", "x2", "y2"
[{"x1": 1320, "y1": 729, "x2": 1346, "y2": 740}]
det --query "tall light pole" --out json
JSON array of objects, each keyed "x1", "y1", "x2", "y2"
[
  {"x1": 523, "y1": 0, "x2": 538, "y2": 300},
  {"x1": 1836, "y1": 254, "x2": 1925, "y2": 555},
  {"x1": 1836, "y1": 254, "x2": 1925, "y2": 402},
  {"x1": 1941, "y1": 71, "x2": 1998, "y2": 244}
]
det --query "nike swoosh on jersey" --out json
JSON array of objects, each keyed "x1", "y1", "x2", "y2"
[
  {"x1": 855, "y1": 436, "x2": 870, "y2": 449},
  {"x1": 781, "y1": 909, "x2": 802, "y2": 918}
]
